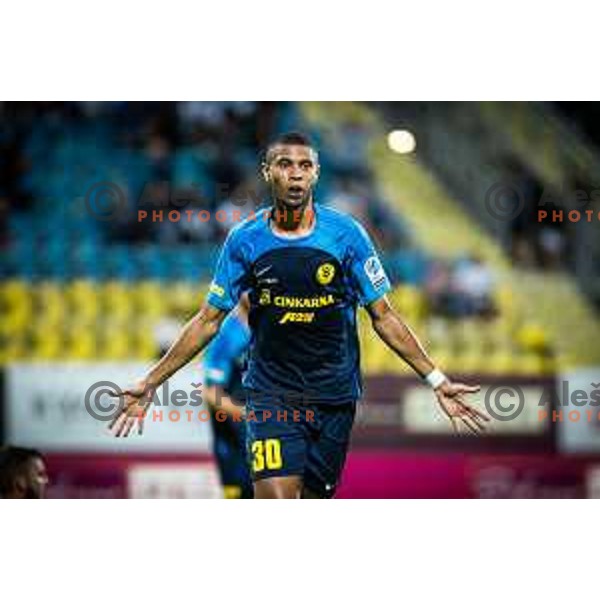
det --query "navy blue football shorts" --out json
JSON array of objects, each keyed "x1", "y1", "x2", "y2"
[{"x1": 244, "y1": 392, "x2": 357, "y2": 498}]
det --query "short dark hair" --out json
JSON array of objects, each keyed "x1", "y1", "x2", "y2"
[
  {"x1": 0, "y1": 446, "x2": 43, "y2": 497},
  {"x1": 265, "y1": 131, "x2": 317, "y2": 164}
]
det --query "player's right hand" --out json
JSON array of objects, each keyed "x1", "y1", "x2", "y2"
[{"x1": 108, "y1": 379, "x2": 155, "y2": 437}]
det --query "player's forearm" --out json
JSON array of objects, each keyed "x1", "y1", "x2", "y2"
[
  {"x1": 144, "y1": 306, "x2": 225, "y2": 387},
  {"x1": 371, "y1": 307, "x2": 435, "y2": 378}
]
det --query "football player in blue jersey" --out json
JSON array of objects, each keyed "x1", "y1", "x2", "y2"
[
  {"x1": 202, "y1": 298, "x2": 253, "y2": 499},
  {"x1": 110, "y1": 132, "x2": 489, "y2": 499}
]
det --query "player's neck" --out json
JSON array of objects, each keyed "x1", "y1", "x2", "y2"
[{"x1": 270, "y1": 199, "x2": 315, "y2": 236}]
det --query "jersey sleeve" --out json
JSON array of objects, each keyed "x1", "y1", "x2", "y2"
[
  {"x1": 346, "y1": 220, "x2": 392, "y2": 305},
  {"x1": 203, "y1": 315, "x2": 250, "y2": 386},
  {"x1": 206, "y1": 228, "x2": 248, "y2": 312}
]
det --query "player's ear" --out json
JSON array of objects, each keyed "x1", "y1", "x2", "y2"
[
  {"x1": 261, "y1": 162, "x2": 271, "y2": 183},
  {"x1": 308, "y1": 162, "x2": 320, "y2": 187}
]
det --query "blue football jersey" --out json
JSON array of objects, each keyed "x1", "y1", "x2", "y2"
[{"x1": 206, "y1": 204, "x2": 392, "y2": 403}]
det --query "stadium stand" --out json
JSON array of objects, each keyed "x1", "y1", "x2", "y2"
[{"x1": 1, "y1": 101, "x2": 597, "y2": 376}]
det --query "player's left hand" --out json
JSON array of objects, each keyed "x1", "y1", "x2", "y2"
[{"x1": 434, "y1": 380, "x2": 489, "y2": 434}]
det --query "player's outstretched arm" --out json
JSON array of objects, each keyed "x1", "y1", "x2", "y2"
[
  {"x1": 366, "y1": 295, "x2": 489, "y2": 434},
  {"x1": 109, "y1": 303, "x2": 227, "y2": 437}
]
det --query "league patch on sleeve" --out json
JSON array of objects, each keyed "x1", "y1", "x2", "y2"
[
  {"x1": 209, "y1": 281, "x2": 225, "y2": 297},
  {"x1": 364, "y1": 256, "x2": 387, "y2": 288}
]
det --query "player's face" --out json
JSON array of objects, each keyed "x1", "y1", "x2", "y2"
[
  {"x1": 24, "y1": 457, "x2": 49, "y2": 499},
  {"x1": 264, "y1": 145, "x2": 319, "y2": 209}
]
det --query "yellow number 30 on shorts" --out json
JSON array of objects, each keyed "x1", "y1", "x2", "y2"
[{"x1": 251, "y1": 438, "x2": 283, "y2": 473}]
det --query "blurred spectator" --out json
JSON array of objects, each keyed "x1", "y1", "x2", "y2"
[
  {"x1": 452, "y1": 253, "x2": 496, "y2": 318},
  {"x1": 0, "y1": 446, "x2": 49, "y2": 499},
  {"x1": 425, "y1": 259, "x2": 454, "y2": 317},
  {"x1": 425, "y1": 254, "x2": 496, "y2": 319},
  {"x1": 537, "y1": 224, "x2": 566, "y2": 270}
]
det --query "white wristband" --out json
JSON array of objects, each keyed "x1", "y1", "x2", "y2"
[{"x1": 424, "y1": 368, "x2": 447, "y2": 389}]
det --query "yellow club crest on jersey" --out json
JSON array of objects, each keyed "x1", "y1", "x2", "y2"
[
  {"x1": 259, "y1": 289, "x2": 272, "y2": 305},
  {"x1": 316, "y1": 263, "x2": 335, "y2": 285}
]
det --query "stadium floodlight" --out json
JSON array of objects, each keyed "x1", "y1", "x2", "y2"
[{"x1": 387, "y1": 129, "x2": 417, "y2": 154}]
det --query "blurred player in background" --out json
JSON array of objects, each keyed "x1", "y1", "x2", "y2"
[
  {"x1": 0, "y1": 446, "x2": 49, "y2": 499},
  {"x1": 110, "y1": 132, "x2": 489, "y2": 499},
  {"x1": 202, "y1": 298, "x2": 253, "y2": 498}
]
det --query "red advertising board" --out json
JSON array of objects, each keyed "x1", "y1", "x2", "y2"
[
  {"x1": 336, "y1": 452, "x2": 599, "y2": 498},
  {"x1": 43, "y1": 451, "x2": 600, "y2": 498}
]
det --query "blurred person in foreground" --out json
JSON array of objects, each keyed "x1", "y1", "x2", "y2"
[
  {"x1": 0, "y1": 446, "x2": 49, "y2": 499},
  {"x1": 154, "y1": 299, "x2": 252, "y2": 499},
  {"x1": 109, "y1": 132, "x2": 489, "y2": 499},
  {"x1": 202, "y1": 297, "x2": 253, "y2": 499}
]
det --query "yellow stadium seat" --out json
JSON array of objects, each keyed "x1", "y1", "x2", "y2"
[
  {"x1": 390, "y1": 285, "x2": 426, "y2": 321},
  {"x1": 133, "y1": 282, "x2": 165, "y2": 318},
  {"x1": 1, "y1": 280, "x2": 31, "y2": 305},
  {"x1": 495, "y1": 284, "x2": 516, "y2": 314},
  {"x1": 516, "y1": 322, "x2": 549, "y2": 353},
  {"x1": 168, "y1": 283, "x2": 201, "y2": 313},
  {"x1": 99, "y1": 329, "x2": 131, "y2": 360},
  {"x1": 130, "y1": 327, "x2": 159, "y2": 359},
  {"x1": 2, "y1": 343, "x2": 26, "y2": 361},
  {"x1": 458, "y1": 351, "x2": 485, "y2": 373},
  {"x1": 101, "y1": 281, "x2": 134, "y2": 320},
  {"x1": 486, "y1": 351, "x2": 516, "y2": 375},
  {"x1": 0, "y1": 306, "x2": 31, "y2": 336},
  {"x1": 32, "y1": 332, "x2": 63, "y2": 360},
  {"x1": 66, "y1": 280, "x2": 100, "y2": 320},
  {"x1": 63, "y1": 320, "x2": 98, "y2": 359}
]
